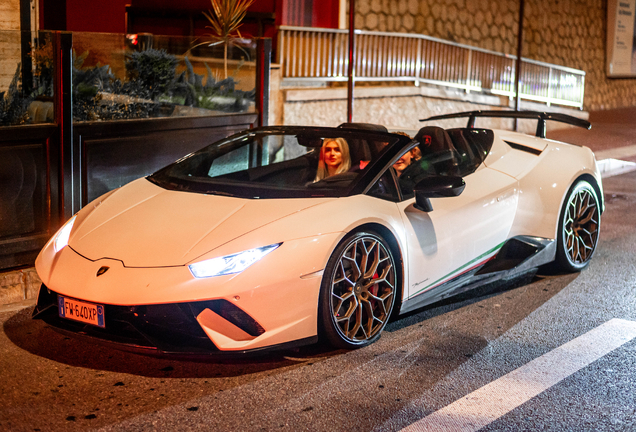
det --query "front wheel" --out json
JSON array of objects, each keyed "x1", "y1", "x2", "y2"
[
  {"x1": 555, "y1": 180, "x2": 601, "y2": 272},
  {"x1": 319, "y1": 231, "x2": 397, "y2": 349}
]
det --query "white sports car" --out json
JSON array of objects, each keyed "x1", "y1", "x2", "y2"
[{"x1": 32, "y1": 111, "x2": 603, "y2": 355}]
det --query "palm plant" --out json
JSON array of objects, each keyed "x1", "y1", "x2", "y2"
[{"x1": 196, "y1": 0, "x2": 254, "y2": 79}]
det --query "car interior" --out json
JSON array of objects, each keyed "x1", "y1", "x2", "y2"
[{"x1": 162, "y1": 125, "x2": 494, "y2": 195}]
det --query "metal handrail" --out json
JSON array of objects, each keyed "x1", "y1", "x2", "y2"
[{"x1": 277, "y1": 26, "x2": 585, "y2": 109}]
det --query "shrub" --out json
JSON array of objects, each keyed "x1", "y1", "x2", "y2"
[
  {"x1": 0, "y1": 64, "x2": 32, "y2": 126},
  {"x1": 125, "y1": 49, "x2": 178, "y2": 100}
]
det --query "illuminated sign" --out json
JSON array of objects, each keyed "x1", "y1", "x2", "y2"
[{"x1": 607, "y1": 0, "x2": 636, "y2": 77}]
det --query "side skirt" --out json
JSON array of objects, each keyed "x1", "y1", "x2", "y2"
[{"x1": 399, "y1": 236, "x2": 555, "y2": 314}]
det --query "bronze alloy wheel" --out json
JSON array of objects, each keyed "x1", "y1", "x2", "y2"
[
  {"x1": 320, "y1": 231, "x2": 396, "y2": 348},
  {"x1": 557, "y1": 181, "x2": 600, "y2": 271}
]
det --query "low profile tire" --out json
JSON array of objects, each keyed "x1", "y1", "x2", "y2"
[
  {"x1": 555, "y1": 180, "x2": 601, "y2": 272},
  {"x1": 319, "y1": 231, "x2": 397, "y2": 349}
]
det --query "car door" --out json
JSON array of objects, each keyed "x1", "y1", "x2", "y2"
[{"x1": 397, "y1": 163, "x2": 519, "y2": 300}]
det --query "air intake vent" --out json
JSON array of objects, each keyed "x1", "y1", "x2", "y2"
[
  {"x1": 190, "y1": 300, "x2": 265, "y2": 337},
  {"x1": 504, "y1": 140, "x2": 542, "y2": 155}
]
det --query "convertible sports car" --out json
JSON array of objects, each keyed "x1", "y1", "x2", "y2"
[{"x1": 32, "y1": 110, "x2": 603, "y2": 355}]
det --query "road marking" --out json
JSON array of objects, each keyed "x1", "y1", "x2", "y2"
[{"x1": 400, "y1": 319, "x2": 636, "y2": 432}]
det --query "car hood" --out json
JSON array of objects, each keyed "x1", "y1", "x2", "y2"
[{"x1": 69, "y1": 178, "x2": 334, "y2": 267}]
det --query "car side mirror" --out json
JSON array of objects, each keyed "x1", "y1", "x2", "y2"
[{"x1": 413, "y1": 175, "x2": 465, "y2": 212}]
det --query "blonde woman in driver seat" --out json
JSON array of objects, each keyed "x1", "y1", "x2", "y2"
[{"x1": 314, "y1": 138, "x2": 351, "y2": 182}]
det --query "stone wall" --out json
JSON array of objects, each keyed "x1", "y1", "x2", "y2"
[
  {"x1": 279, "y1": 84, "x2": 586, "y2": 135},
  {"x1": 0, "y1": 268, "x2": 41, "y2": 305},
  {"x1": 282, "y1": 85, "x2": 507, "y2": 129},
  {"x1": 0, "y1": 0, "x2": 21, "y2": 91},
  {"x1": 352, "y1": 0, "x2": 636, "y2": 111},
  {"x1": 0, "y1": 0, "x2": 20, "y2": 30}
]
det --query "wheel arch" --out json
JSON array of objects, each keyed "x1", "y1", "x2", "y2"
[
  {"x1": 551, "y1": 172, "x2": 603, "y2": 241},
  {"x1": 510, "y1": 141, "x2": 602, "y2": 241},
  {"x1": 575, "y1": 173, "x2": 604, "y2": 215},
  {"x1": 554, "y1": 175, "x2": 602, "y2": 271},
  {"x1": 353, "y1": 222, "x2": 405, "y2": 318}
]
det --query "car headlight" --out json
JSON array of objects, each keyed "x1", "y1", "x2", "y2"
[
  {"x1": 188, "y1": 243, "x2": 282, "y2": 278},
  {"x1": 54, "y1": 215, "x2": 77, "y2": 252}
]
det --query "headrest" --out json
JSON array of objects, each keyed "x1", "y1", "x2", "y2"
[
  {"x1": 347, "y1": 139, "x2": 372, "y2": 164},
  {"x1": 414, "y1": 126, "x2": 454, "y2": 152},
  {"x1": 337, "y1": 122, "x2": 388, "y2": 132}
]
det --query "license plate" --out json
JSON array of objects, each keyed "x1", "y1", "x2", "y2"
[{"x1": 58, "y1": 295, "x2": 105, "y2": 328}]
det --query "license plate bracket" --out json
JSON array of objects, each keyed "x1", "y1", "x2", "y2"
[{"x1": 58, "y1": 295, "x2": 105, "y2": 328}]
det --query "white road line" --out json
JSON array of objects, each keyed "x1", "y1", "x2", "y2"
[{"x1": 400, "y1": 319, "x2": 636, "y2": 432}]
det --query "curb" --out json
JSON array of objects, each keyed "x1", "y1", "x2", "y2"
[
  {"x1": 0, "y1": 298, "x2": 37, "y2": 313},
  {"x1": 597, "y1": 158, "x2": 636, "y2": 178},
  {"x1": 0, "y1": 267, "x2": 40, "y2": 307}
]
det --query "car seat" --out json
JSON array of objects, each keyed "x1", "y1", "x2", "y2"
[{"x1": 414, "y1": 126, "x2": 461, "y2": 176}]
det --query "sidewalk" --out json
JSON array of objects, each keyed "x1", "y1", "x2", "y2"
[{"x1": 1, "y1": 107, "x2": 635, "y2": 307}]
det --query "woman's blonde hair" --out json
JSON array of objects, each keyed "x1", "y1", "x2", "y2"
[{"x1": 314, "y1": 137, "x2": 351, "y2": 182}]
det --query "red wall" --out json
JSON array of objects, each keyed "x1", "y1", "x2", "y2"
[
  {"x1": 312, "y1": 0, "x2": 338, "y2": 28},
  {"x1": 279, "y1": 0, "x2": 339, "y2": 28},
  {"x1": 41, "y1": 0, "x2": 337, "y2": 33},
  {"x1": 65, "y1": 0, "x2": 128, "y2": 33}
]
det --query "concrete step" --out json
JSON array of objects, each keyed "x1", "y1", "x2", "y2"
[{"x1": 0, "y1": 267, "x2": 40, "y2": 306}]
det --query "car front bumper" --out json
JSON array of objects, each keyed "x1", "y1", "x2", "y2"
[
  {"x1": 34, "y1": 233, "x2": 343, "y2": 353},
  {"x1": 32, "y1": 284, "x2": 318, "y2": 357}
]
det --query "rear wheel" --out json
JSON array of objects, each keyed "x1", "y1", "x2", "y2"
[
  {"x1": 555, "y1": 181, "x2": 600, "y2": 272},
  {"x1": 319, "y1": 231, "x2": 397, "y2": 349}
]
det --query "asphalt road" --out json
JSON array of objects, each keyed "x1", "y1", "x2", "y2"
[{"x1": 1, "y1": 171, "x2": 635, "y2": 432}]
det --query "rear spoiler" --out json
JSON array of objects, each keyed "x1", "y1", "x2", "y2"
[{"x1": 420, "y1": 110, "x2": 591, "y2": 139}]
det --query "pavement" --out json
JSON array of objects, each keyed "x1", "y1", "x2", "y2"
[{"x1": 1, "y1": 106, "x2": 635, "y2": 308}]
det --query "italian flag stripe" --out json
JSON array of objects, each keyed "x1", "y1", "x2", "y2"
[{"x1": 411, "y1": 241, "x2": 506, "y2": 298}]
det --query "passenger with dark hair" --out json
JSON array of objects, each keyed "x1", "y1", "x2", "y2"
[{"x1": 393, "y1": 146, "x2": 433, "y2": 197}]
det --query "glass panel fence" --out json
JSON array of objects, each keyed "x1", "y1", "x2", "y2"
[
  {"x1": 71, "y1": 32, "x2": 257, "y2": 122},
  {"x1": 0, "y1": 30, "x2": 55, "y2": 126}
]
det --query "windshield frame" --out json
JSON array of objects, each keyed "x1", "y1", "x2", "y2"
[{"x1": 148, "y1": 126, "x2": 413, "y2": 199}]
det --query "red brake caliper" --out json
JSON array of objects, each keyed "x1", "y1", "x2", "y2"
[{"x1": 371, "y1": 272, "x2": 379, "y2": 295}]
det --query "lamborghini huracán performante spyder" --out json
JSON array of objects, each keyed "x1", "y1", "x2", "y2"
[{"x1": 33, "y1": 111, "x2": 603, "y2": 355}]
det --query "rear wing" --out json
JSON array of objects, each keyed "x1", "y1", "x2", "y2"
[{"x1": 420, "y1": 110, "x2": 591, "y2": 139}]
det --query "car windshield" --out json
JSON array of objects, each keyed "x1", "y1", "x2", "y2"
[{"x1": 148, "y1": 128, "x2": 403, "y2": 199}]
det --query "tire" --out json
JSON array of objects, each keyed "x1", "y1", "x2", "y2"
[
  {"x1": 319, "y1": 231, "x2": 397, "y2": 349},
  {"x1": 555, "y1": 180, "x2": 601, "y2": 272}
]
